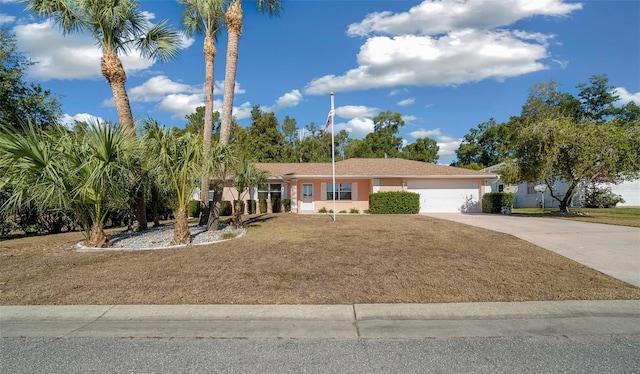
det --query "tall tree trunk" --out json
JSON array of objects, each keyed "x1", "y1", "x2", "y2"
[
  {"x1": 101, "y1": 49, "x2": 135, "y2": 133},
  {"x1": 207, "y1": 183, "x2": 223, "y2": 231},
  {"x1": 101, "y1": 48, "x2": 147, "y2": 230},
  {"x1": 219, "y1": 0, "x2": 242, "y2": 146},
  {"x1": 208, "y1": 0, "x2": 242, "y2": 232},
  {"x1": 173, "y1": 206, "x2": 192, "y2": 245},
  {"x1": 199, "y1": 34, "x2": 217, "y2": 226}
]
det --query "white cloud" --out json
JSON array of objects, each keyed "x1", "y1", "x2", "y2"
[
  {"x1": 261, "y1": 89, "x2": 303, "y2": 113},
  {"x1": 157, "y1": 94, "x2": 205, "y2": 119},
  {"x1": 214, "y1": 80, "x2": 246, "y2": 95},
  {"x1": 129, "y1": 76, "x2": 200, "y2": 102},
  {"x1": 0, "y1": 13, "x2": 15, "y2": 24},
  {"x1": 12, "y1": 13, "x2": 191, "y2": 81},
  {"x1": 397, "y1": 97, "x2": 415, "y2": 106},
  {"x1": 389, "y1": 88, "x2": 409, "y2": 96},
  {"x1": 59, "y1": 113, "x2": 104, "y2": 129},
  {"x1": 614, "y1": 87, "x2": 640, "y2": 105},
  {"x1": 347, "y1": 0, "x2": 582, "y2": 37},
  {"x1": 306, "y1": 0, "x2": 581, "y2": 95},
  {"x1": 335, "y1": 105, "x2": 380, "y2": 119},
  {"x1": 409, "y1": 128, "x2": 461, "y2": 159},
  {"x1": 336, "y1": 117, "x2": 375, "y2": 139},
  {"x1": 402, "y1": 115, "x2": 418, "y2": 122},
  {"x1": 306, "y1": 30, "x2": 549, "y2": 94}
]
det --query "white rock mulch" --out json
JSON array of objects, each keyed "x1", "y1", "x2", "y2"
[{"x1": 75, "y1": 224, "x2": 246, "y2": 252}]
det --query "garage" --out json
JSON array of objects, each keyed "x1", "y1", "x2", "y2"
[{"x1": 407, "y1": 180, "x2": 480, "y2": 213}]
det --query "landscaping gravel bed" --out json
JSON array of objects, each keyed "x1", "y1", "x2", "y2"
[{"x1": 76, "y1": 224, "x2": 246, "y2": 251}]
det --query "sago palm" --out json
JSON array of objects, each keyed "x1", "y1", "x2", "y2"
[
  {"x1": 142, "y1": 119, "x2": 231, "y2": 244},
  {"x1": 229, "y1": 158, "x2": 266, "y2": 228},
  {"x1": 179, "y1": 0, "x2": 226, "y2": 226},
  {"x1": 0, "y1": 121, "x2": 137, "y2": 247}
]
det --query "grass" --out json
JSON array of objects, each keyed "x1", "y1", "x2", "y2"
[
  {"x1": 512, "y1": 207, "x2": 640, "y2": 227},
  {"x1": 1, "y1": 214, "x2": 638, "y2": 305}
]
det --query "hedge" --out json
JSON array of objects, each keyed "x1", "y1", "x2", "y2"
[
  {"x1": 369, "y1": 191, "x2": 420, "y2": 214},
  {"x1": 220, "y1": 200, "x2": 232, "y2": 216},
  {"x1": 187, "y1": 200, "x2": 200, "y2": 218},
  {"x1": 482, "y1": 192, "x2": 514, "y2": 213}
]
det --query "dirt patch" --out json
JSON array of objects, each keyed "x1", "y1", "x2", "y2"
[{"x1": 1, "y1": 214, "x2": 638, "y2": 305}]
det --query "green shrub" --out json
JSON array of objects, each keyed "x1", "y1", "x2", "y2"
[
  {"x1": 247, "y1": 200, "x2": 257, "y2": 214},
  {"x1": 259, "y1": 199, "x2": 267, "y2": 213},
  {"x1": 482, "y1": 192, "x2": 515, "y2": 213},
  {"x1": 349, "y1": 208, "x2": 360, "y2": 214},
  {"x1": 339, "y1": 210, "x2": 347, "y2": 213},
  {"x1": 318, "y1": 207, "x2": 328, "y2": 213},
  {"x1": 187, "y1": 200, "x2": 200, "y2": 218},
  {"x1": 369, "y1": 191, "x2": 420, "y2": 214},
  {"x1": 271, "y1": 197, "x2": 281, "y2": 213},
  {"x1": 220, "y1": 200, "x2": 232, "y2": 216},
  {"x1": 583, "y1": 185, "x2": 625, "y2": 208},
  {"x1": 283, "y1": 198, "x2": 291, "y2": 212}
]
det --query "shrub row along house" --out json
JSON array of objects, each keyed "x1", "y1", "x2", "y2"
[{"x1": 201, "y1": 158, "x2": 498, "y2": 214}]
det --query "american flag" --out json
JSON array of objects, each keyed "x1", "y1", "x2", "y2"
[{"x1": 323, "y1": 109, "x2": 334, "y2": 136}]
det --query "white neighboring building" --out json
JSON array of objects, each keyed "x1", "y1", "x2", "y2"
[{"x1": 484, "y1": 163, "x2": 640, "y2": 208}]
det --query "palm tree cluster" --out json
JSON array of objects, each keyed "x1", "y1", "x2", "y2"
[{"x1": 1, "y1": 0, "x2": 284, "y2": 243}]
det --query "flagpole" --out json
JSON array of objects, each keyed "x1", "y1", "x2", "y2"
[{"x1": 330, "y1": 92, "x2": 336, "y2": 222}]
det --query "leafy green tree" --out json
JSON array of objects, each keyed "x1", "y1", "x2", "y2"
[
  {"x1": 345, "y1": 110, "x2": 405, "y2": 159},
  {"x1": 454, "y1": 118, "x2": 514, "y2": 168},
  {"x1": 0, "y1": 28, "x2": 61, "y2": 128},
  {"x1": 402, "y1": 137, "x2": 439, "y2": 163},
  {"x1": 576, "y1": 74, "x2": 621, "y2": 122},
  {"x1": 0, "y1": 121, "x2": 137, "y2": 246},
  {"x1": 500, "y1": 81, "x2": 640, "y2": 212},
  {"x1": 245, "y1": 105, "x2": 287, "y2": 162}
]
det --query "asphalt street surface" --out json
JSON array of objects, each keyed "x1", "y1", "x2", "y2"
[{"x1": 2, "y1": 335, "x2": 639, "y2": 373}]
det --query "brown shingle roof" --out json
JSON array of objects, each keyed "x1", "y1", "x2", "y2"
[{"x1": 254, "y1": 158, "x2": 496, "y2": 178}]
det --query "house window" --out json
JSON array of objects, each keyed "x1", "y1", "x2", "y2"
[
  {"x1": 258, "y1": 183, "x2": 282, "y2": 200},
  {"x1": 327, "y1": 183, "x2": 352, "y2": 200},
  {"x1": 498, "y1": 184, "x2": 504, "y2": 192},
  {"x1": 527, "y1": 183, "x2": 536, "y2": 195}
]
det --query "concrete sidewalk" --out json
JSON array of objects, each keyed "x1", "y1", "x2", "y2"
[
  {"x1": 1, "y1": 301, "x2": 639, "y2": 339},
  {"x1": 425, "y1": 213, "x2": 640, "y2": 287}
]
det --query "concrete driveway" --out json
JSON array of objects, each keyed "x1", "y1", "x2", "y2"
[{"x1": 425, "y1": 213, "x2": 640, "y2": 287}]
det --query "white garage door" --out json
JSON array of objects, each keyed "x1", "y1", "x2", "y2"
[{"x1": 408, "y1": 180, "x2": 480, "y2": 213}]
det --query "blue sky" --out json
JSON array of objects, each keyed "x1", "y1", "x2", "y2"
[{"x1": 1, "y1": 0, "x2": 639, "y2": 164}]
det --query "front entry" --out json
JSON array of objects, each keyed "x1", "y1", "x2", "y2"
[{"x1": 301, "y1": 183, "x2": 314, "y2": 211}]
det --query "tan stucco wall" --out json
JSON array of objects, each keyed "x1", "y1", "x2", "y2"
[{"x1": 294, "y1": 178, "x2": 372, "y2": 213}]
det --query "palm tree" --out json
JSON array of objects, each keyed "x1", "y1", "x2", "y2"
[
  {"x1": 142, "y1": 119, "x2": 231, "y2": 244},
  {"x1": 211, "y1": 0, "x2": 282, "y2": 230},
  {"x1": 228, "y1": 158, "x2": 266, "y2": 228},
  {"x1": 179, "y1": 0, "x2": 226, "y2": 226},
  {"x1": 23, "y1": 0, "x2": 182, "y2": 230},
  {"x1": 24, "y1": 0, "x2": 181, "y2": 133},
  {"x1": 219, "y1": 0, "x2": 283, "y2": 145},
  {"x1": 0, "y1": 120, "x2": 137, "y2": 247}
]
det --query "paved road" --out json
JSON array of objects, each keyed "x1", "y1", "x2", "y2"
[
  {"x1": 2, "y1": 301, "x2": 639, "y2": 373},
  {"x1": 425, "y1": 213, "x2": 640, "y2": 287},
  {"x1": 3, "y1": 335, "x2": 639, "y2": 373}
]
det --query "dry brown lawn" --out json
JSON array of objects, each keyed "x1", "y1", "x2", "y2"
[{"x1": 1, "y1": 214, "x2": 638, "y2": 305}]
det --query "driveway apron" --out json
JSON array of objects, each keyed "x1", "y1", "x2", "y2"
[{"x1": 424, "y1": 213, "x2": 640, "y2": 287}]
